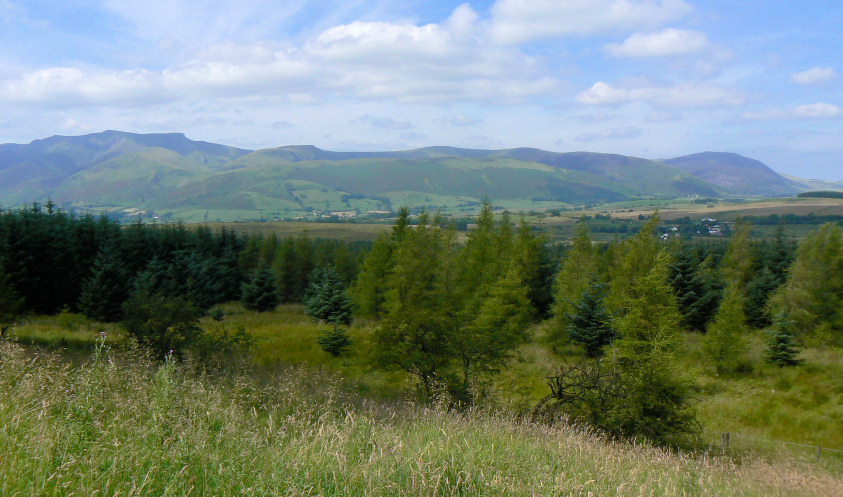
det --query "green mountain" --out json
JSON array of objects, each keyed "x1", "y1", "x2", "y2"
[{"x1": 0, "y1": 131, "x2": 806, "y2": 221}]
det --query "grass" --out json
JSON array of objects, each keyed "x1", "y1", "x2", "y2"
[{"x1": 2, "y1": 338, "x2": 841, "y2": 496}]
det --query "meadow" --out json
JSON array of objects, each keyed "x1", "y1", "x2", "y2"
[
  {"x1": 2, "y1": 334, "x2": 842, "y2": 496},
  {"x1": 7, "y1": 303, "x2": 843, "y2": 475}
]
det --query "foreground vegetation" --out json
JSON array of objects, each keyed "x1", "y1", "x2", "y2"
[{"x1": 2, "y1": 339, "x2": 840, "y2": 496}]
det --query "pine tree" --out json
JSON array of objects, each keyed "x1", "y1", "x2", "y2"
[
  {"x1": 744, "y1": 266, "x2": 779, "y2": 328},
  {"x1": 316, "y1": 327, "x2": 352, "y2": 357},
  {"x1": 765, "y1": 312, "x2": 801, "y2": 366},
  {"x1": 241, "y1": 265, "x2": 281, "y2": 312},
  {"x1": 78, "y1": 242, "x2": 130, "y2": 322},
  {"x1": 566, "y1": 281, "x2": 613, "y2": 357},
  {"x1": 720, "y1": 217, "x2": 754, "y2": 292},
  {"x1": 703, "y1": 283, "x2": 747, "y2": 374}
]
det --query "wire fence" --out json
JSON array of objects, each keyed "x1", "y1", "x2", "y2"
[{"x1": 718, "y1": 432, "x2": 843, "y2": 461}]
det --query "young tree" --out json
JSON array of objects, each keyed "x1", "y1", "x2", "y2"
[
  {"x1": 566, "y1": 281, "x2": 613, "y2": 357},
  {"x1": 304, "y1": 265, "x2": 352, "y2": 326},
  {"x1": 241, "y1": 265, "x2": 281, "y2": 312},
  {"x1": 351, "y1": 231, "x2": 394, "y2": 320},
  {"x1": 720, "y1": 217, "x2": 754, "y2": 292},
  {"x1": 551, "y1": 220, "x2": 598, "y2": 345},
  {"x1": 703, "y1": 283, "x2": 747, "y2": 374},
  {"x1": 768, "y1": 223, "x2": 843, "y2": 339},
  {"x1": 765, "y1": 312, "x2": 801, "y2": 366},
  {"x1": 121, "y1": 290, "x2": 203, "y2": 359}
]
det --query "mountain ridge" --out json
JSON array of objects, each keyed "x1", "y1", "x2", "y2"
[{"x1": 0, "y1": 131, "x2": 809, "y2": 221}]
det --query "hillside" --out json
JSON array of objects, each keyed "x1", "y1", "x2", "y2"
[
  {"x1": 663, "y1": 152, "x2": 800, "y2": 196},
  {"x1": 0, "y1": 131, "x2": 807, "y2": 221}
]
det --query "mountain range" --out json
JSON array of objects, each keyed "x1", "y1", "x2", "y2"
[{"x1": 0, "y1": 130, "x2": 829, "y2": 222}]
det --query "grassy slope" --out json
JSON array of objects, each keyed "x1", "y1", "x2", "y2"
[{"x1": 2, "y1": 338, "x2": 840, "y2": 496}]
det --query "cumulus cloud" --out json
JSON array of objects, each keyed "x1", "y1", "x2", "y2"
[
  {"x1": 604, "y1": 28, "x2": 709, "y2": 57},
  {"x1": 790, "y1": 67, "x2": 836, "y2": 86},
  {"x1": 578, "y1": 81, "x2": 745, "y2": 107},
  {"x1": 1, "y1": 3, "x2": 561, "y2": 108},
  {"x1": 490, "y1": 0, "x2": 693, "y2": 44}
]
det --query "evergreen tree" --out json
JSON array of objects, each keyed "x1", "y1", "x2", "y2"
[
  {"x1": 351, "y1": 232, "x2": 394, "y2": 320},
  {"x1": 514, "y1": 217, "x2": 554, "y2": 318},
  {"x1": 744, "y1": 266, "x2": 779, "y2": 328},
  {"x1": 241, "y1": 265, "x2": 281, "y2": 312},
  {"x1": 703, "y1": 283, "x2": 747, "y2": 374},
  {"x1": 566, "y1": 281, "x2": 613, "y2": 357},
  {"x1": 609, "y1": 249, "x2": 697, "y2": 445},
  {"x1": 551, "y1": 220, "x2": 598, "y2": 345},
  {"x1": 768, "y1": 223, "x2": 843, "y2": 339},
  {"x1": 765, "y1": 312, "x2": 801, "y2": 366},
  {"x1": 0, "y1": 261, "x2": 23, "y2": 335},
  {"x1": 316, "y1": 327, "x2": 352, "y2": 357},
  {"x1": 78, "y1": 242, "x2": 130, "y2": 322},
  {"x1": 303, "y1": 265, "x2": 352, "y2": 326},
  {"x1": 720, "y1": 217, "x2": 754, "y2": 292},
  {"x1": 670, "y1": 244, "x2": 721, "y2": 331}
]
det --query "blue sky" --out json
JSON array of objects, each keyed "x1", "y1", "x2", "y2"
[{"x1": 1, "y1": 0, "x2": 841, "y2": 179}]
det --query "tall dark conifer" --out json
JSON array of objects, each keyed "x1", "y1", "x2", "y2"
[{"x1": 78, "y1": 242, "x2": 130, "y2": 322}]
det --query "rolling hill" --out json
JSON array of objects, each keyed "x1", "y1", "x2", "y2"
[{"x1": 0, "y1": 131, "x2": 808, "y2": 221}]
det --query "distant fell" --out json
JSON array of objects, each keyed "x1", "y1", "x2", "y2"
[{"x1": 663, "y1": 152, "x2": 799, "y2": 196}]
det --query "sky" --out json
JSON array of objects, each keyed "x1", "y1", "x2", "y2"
[{"x1": 1, "y1": 0, "x2": 841, "y2": 180}]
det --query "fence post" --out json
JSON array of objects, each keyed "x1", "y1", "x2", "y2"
[
  {"x1": 816, "y1": 445, "x2": 821, "y2": 462},
  {"x1": 721, "y1": 432, "x2": 730, "y2": 454}
]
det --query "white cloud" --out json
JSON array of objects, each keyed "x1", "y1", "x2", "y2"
[
  {"x1": 794, "y1": 103, "x2": 841, "y2": 118},
  {"x1": 790, "y1": 67, "x2": 836, "y2": 86},
  {"x1": 1, "y1": 4, "x2": 560, "y2": 108},
  {"x1": 604, "y1": 28, "x2": 709, "y2": 57},
  {"x1": 743, "y1": 103, "x2": 841, "y2": 120},
  {"x1": 355, "y1": 114, "x2": 413, "y2": 130},
  {"x1": 490, "y1": 0, "x2": 693, "y2": 44},
  {"x1": 576, "y1": 126, "x2": 642, "y2": 141},
  {"x1": 578, "y1": 81, "x2": 745, "y2": 107}
]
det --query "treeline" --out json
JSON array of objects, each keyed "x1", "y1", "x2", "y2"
[{"x1": 0, "y1": 204, "x2": 367, "y2": 330}]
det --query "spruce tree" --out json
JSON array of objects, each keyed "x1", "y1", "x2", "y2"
[
  {"x1": 566, "y1": 281, "x2": 613, "y2": 357},
  {"x1": 703, "y1": 282, "x2": 747, "y2": 374},
  {"x1": 241, "y1": 265, "x2": 281, "y2": 312},
  {"x1": 303, "y1": 265, "x2": 352, "y2": 326},
  {"x1": 78, "y1": 242, "x2": 130, "y2": 322},
  {"x1": 765, "y1": 312, "x2": 801, "y2": 366},
  {"x1": 351, "y1": 231, "x2": 394, "y2": 320},
  {"x1": 0, "y1": 261, "x2": 23, "y2": 335}
]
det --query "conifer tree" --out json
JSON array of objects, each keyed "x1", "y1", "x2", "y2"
[
  {"x1": 768, "y1": 223, "x2": 843, "y2": 338},
  {"x1": 720, "y1": 217, "x2": 754, "y2": 292},
  {"x1": 703, "y1": 283, "x2": 747, "y2": 374},
  {"x1": 351, "y1": 231, "x2": 394, "y2": 320},
  {"x1": 241, "y1": 265, "x2": 281, "y2": 312},
  {"x1": 566, "y1": 281, "x2": 613, "y2": 357},
  {"x1": 551, "y1": 220, "x2": 598, "y2": 345},
  {"x1": 765, "y1": 312, "x2": 801, "y2": 366},
  {"x1": 78, "y1": 242, "x2": 130, "y2": 322},
  {"x1": 0, "y1": 261, "x2": 23, "y2": 335},
  {"x1": 304, "y1": 265, "x2": 352, "y2": 326}
]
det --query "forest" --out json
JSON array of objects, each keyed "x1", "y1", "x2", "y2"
[{"x1": 1, "y1": 201, "x2": 841, "y2": 449}]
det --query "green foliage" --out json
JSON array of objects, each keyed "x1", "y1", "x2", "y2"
[
  {"x1": 351, "y1": 232, "x2": 393, "y2": 320},
  {"x1": 768, "y1": 223, "x2": 843, "y2": 339},
  {"x1": 121, "y1": 290, "x2": 203, "y2": 359},
  {"x1": 703, "y1": 283, "x2": 747, "y2": 374},
  {"x1": 316, "y1": 326, "x2": 352, "y2": 357},
  {"x1": 765, "y1": 313, "x2": 801, "y2": 367},
  {"x1": 241, "y1": 265, "x2": 281, "y2": 312},
  {"x1": 551, "y1": 220, "x2": 598, "y2": 345},
  {"x1": 304, "y1": 265, "x2": 352, "y2": 326},
  {"x1": 78, "y1": 242, "x2": 130, "y2": 322},
  {"x1": 670, "y1": 244, "x2": 721, "y2": 331},
  {"x1": 0, "y1": 261, "x2": 23, "y2": 335},
  {"x1": 720, "y1": 217, "x2": 754, "y2": 291},
  {"x1": 566, "y1": 281, "x2": 613, "y2": 357}
]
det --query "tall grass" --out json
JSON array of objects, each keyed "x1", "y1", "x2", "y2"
[{"x1": 2, "y1": 339, "x2": 840, "y2": 496}]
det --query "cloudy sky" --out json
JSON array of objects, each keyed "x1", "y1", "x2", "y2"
[{"x1": 1, "y1": 0, "x2": 841, "y2": 179}]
